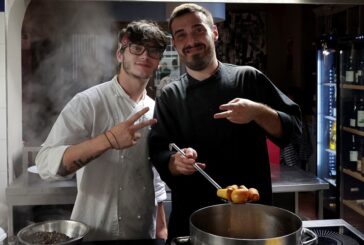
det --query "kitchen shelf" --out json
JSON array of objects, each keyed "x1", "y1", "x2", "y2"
[
  {"x1": 341, "y1": 83, "x2": 364, "y2": 91},
  {"x1": 343, "y1": 200, "x2": 364, "y2": 217},
  {"x1": 323, "y1": 83, "x2": 337, "y2": 87},
  {"x1": 342, "y1": 127, "x2": 364, "y2": 137},
  {"x1": 325, "y1": 149, "x2": 336, "y2": 155},
  {"x1": 324, "y1": 177, "x2": 336, "y2": 187},
  {"x1": 324, "y1": 115, "x2": 336, "y2": 121},
  {"x1": 343, "y1": 168, "x2": 364, "y2": 182}
]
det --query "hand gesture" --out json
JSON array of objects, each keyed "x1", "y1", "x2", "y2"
[
  {"x1": 213, "y1": 98, "x2": 259, "y2": 124},
  {"x1": 168, "y1": 147, "x2": 206, "y2": 176},
  {"x1": 105, "y1": 107, "x2": 157, "y2": 149}
]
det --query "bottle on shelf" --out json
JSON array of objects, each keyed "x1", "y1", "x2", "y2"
[
  {"x1": 359, "y1": 139, "x2": 364, "y2": 177},
  {"x1": 349, "y1": 96, "x2": 358, "y2": 128},
  {"x1": 349, "y1": 135, "x2": 358, "y2": 171},
  {"x1": 357, "y1": 97, "x2": 364, "y2": 130},
  {"x1": 356, "y1": 59, "x2": 364, "y2": 85},
  {"x1": 345, "y1": 55, "x2": 355, "y2": 83},
  {"x1": 329, "y1": 121, "x2": 336, "y2": 151}
]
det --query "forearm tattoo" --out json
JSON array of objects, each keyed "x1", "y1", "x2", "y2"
[
  {"x1": 73, "y1": 156, "x2": 97, "y2": 168},
  {"x1": 58, "y1": 155, "x2": 99, "y2": 176}
]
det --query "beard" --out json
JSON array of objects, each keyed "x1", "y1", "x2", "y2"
[
  {"x1": 122, "y1": 60, "x2": 152, "y2": 80},
  {"x1": 182, "y1": 42, "x2": 215, "y2": 71}
]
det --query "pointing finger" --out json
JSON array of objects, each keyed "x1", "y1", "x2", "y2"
[
  {"x1": 214, "y1": 110, "x2": 232, "y2": 119},
  {"x1": 129, "y1": 118, "x2": 157, "y2": 132},
  {"x1": 126, "y1": 107, "x2": 150, "y2": 125},
  {"x1": 219, "y1": 103, "x2": 238, "y2": 110}
]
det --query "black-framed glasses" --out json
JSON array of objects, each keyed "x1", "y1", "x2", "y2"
[{"x1": 128, "y1": 43, "x2": 164, "y2": 60}]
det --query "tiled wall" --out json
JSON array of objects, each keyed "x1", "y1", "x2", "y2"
[{"x1": 0, "y1": 1, "x2": 7, "y2": 232}]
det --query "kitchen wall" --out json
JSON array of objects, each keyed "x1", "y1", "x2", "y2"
[{"x1": 0, "y1": 0, "x2": 6, "y2": 232}]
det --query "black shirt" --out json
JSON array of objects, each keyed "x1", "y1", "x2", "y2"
[{"x1": 149, "y1": 63, "x2": 302, "y2": 240}]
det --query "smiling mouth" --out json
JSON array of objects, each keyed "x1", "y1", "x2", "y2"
[
  {"x1": 136, "y1": 62, "x2": 151, "y2": 68},
  {"x1": 184, "y1": 44, "x2": 205, "y2": 55}
]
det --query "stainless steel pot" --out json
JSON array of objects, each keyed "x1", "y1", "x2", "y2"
[{"x1": 188, "y1": 203, "x2": 317, "y2": 245}]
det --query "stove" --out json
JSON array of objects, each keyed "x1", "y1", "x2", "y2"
[
  {"x1": 302, "y1": 219, "x2": 364, "y2": 245},
  {"x1": 171, "y1": 219, "x2": 364, "y2": 245}
]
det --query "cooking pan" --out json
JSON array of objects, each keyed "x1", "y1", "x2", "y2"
[{"x1": 175, "y1": 203, "x2": 317, "y2": 245}]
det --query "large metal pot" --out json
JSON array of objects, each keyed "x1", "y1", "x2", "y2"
[{"x1": 188, "y1": 203, "x2": 317, "y2": 245}]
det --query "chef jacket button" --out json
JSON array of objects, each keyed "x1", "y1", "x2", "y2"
[
  {"x1": 137, "y1": 215, "x2": 141, "y2": 219},
  {"x1": 119, "y1": 187, "x2": 123, "y2": 191},
  {"x1": 148, "y1": 157, "x2": 151, "y2": 160},
  {"x1": 118, "y1": 216, "x2": 122, "y2": 221},
  {"x1": 120, "y1": 155, "x2": 124, "y2": 159}
]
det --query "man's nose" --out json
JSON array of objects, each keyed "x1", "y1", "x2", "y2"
[{"x1": 139, "y1": 49, "x2": 149, "y2": 59}]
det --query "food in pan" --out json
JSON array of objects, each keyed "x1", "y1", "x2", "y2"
[
  {"x1": 26, "y1": 231, "x2": 71, "y2": 244},
  {"x1": 217, "y1": 184, "x2": 260, "y2": 204}
]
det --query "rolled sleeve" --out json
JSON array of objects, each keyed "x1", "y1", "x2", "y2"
[
  {"x1": 36, "y1": 145, "x2": 74, "y2": 180},
  {"x1": 153, "y1": 167, "x2": 167, "y2": 204}
]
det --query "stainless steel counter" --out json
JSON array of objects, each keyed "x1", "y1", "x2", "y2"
[
  {"x1": 5, "y1": 164, "x2": 329, "y2": 236},
  {"x1": 271, "y1": 164, "x2": 329, "y2": 220}
]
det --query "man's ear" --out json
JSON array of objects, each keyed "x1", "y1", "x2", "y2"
[
  {"x1": 212, "y1": 25, "x2": 219, "y2": 42},
  {"x1": 116, "y1": 48, "x2": 123, "y2": 63}
]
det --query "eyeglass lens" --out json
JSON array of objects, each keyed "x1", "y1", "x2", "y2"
[{"x1": 129, "y1": 43, "x2": 163, "y2": 59}]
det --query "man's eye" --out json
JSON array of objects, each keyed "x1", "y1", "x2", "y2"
[
  {"x1": 175, "y1": 33, "x2": 186, "y2": 40},
  {"x1": 195, "y1": 27, "x2": 205, "y2": 33},
  {"x1": 134, "y1": 46, "x2": 143, "y2": 52}
]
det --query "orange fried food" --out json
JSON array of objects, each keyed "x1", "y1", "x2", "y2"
[
  {"x1": 231, "y1": 188, "x2": 250, "y2": 204},
  {"x1": 217, "y1": 185, "x2": 260, "y2": 204}
]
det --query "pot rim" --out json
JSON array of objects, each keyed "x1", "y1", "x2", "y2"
[{"x1": 189, "y1": 203, "x2": 303, "y2": 241}]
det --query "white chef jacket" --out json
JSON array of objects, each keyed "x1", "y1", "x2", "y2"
[{"x1": 35, "y1": 76, "x2": 167, "y2": 241}]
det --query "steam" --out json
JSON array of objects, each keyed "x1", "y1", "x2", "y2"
[{"x1": 22, "y1": 1, "x2": 118, "y2": 145}]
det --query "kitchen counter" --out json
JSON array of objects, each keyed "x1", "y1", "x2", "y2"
[
  {"x1": 5, "y1": 164, "x2": 329, "y2": 236},
  {"x1": 270, "y1": 164, "x2": 329, "y2": 219}
]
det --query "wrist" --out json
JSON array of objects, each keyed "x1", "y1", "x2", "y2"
[{"x1": 104, "y1": 131, "x2": 117, "y2": 149}]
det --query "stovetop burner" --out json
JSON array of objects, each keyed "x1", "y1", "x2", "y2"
[{"x1": 309, "y1": 229, "x2": 359, "y2": 245}]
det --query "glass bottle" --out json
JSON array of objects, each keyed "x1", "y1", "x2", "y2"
[
  {"x1": 349, "y1": 135, "x2": 358, "y2": 171},
  {"x1": 329, "y1": 121, "x2": 336, "y2": 151},
  {"x1": 357, "y1": 97, "x2": 364, "y2": 130},
  {"x1": 349, "y1": 96, "x2": 357, "y2": 128},
  {"x1": 345, "y1": 55, "x2": 355, "y2": 83},
  {"x1": 355, "y1": 59, "x2": 364, "y2": 85}
]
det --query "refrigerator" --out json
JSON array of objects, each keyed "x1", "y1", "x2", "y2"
[{"x1": 317, "y1": 35, "x2": 364, "y2": 232}]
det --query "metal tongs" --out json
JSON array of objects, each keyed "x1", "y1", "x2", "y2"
[{"x1": 169, "y1": 143, "x2": 222, "y2": 189}]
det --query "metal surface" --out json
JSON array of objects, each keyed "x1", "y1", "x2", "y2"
[
  {"x1": 271, "y1": 165, "x2": 329, "y2": 193},
  {"x1": 17, "y1": 220, "x2": 89, "y2": 245},
  {"x1": 303, "y1": 219, "x2": 364, "y2": 241},
  {"x1": 169, "y1": 143, "x2": 222, "y2": 189},
  {"x1": 189, "y1": 203, "x2": 317, "y2": 245},
  {"x1": 6, "y1": 164, "x2": 329, "y2": 236},
  {"x1": 67, "y1": 0, "x2": 364, "y2": 5}
]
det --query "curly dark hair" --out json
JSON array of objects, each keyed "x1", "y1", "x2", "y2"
[{"x1": 118, "y1": 20, "x2": 168, "y2": 52}]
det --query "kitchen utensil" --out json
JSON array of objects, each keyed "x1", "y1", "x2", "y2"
[
  {"x1": 187, "y1": 203, "x2": 317, "y2": 245},
  {"x1": 17, "y1": 220, "x2": 89, "y2": 245},
  {"x1": 169, "y1": 143, "x2": 221, "y2": 189}
]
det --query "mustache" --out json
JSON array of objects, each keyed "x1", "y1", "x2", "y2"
[{"x1": 183, "y1": 43, "x2": 205, "y2": 53}]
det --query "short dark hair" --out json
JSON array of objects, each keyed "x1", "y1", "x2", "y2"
[
  {"x1": 168, "y1": 3, "x2": 214, "y2": 35},
  {"x1": 118, "y1": 20, "x2": 168, "y2": 52}
]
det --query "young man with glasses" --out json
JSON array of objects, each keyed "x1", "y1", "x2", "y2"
[{"x1": 36, "y1": 20, "x2": 168, "y2": 241}]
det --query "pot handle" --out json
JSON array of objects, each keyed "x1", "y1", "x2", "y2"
[
  {"x1": 171, "y1": 236, "x2": 191, "y2": 245},
  {"x1": 301, "y1": 228, "x2": 318, "y2": 245}
]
